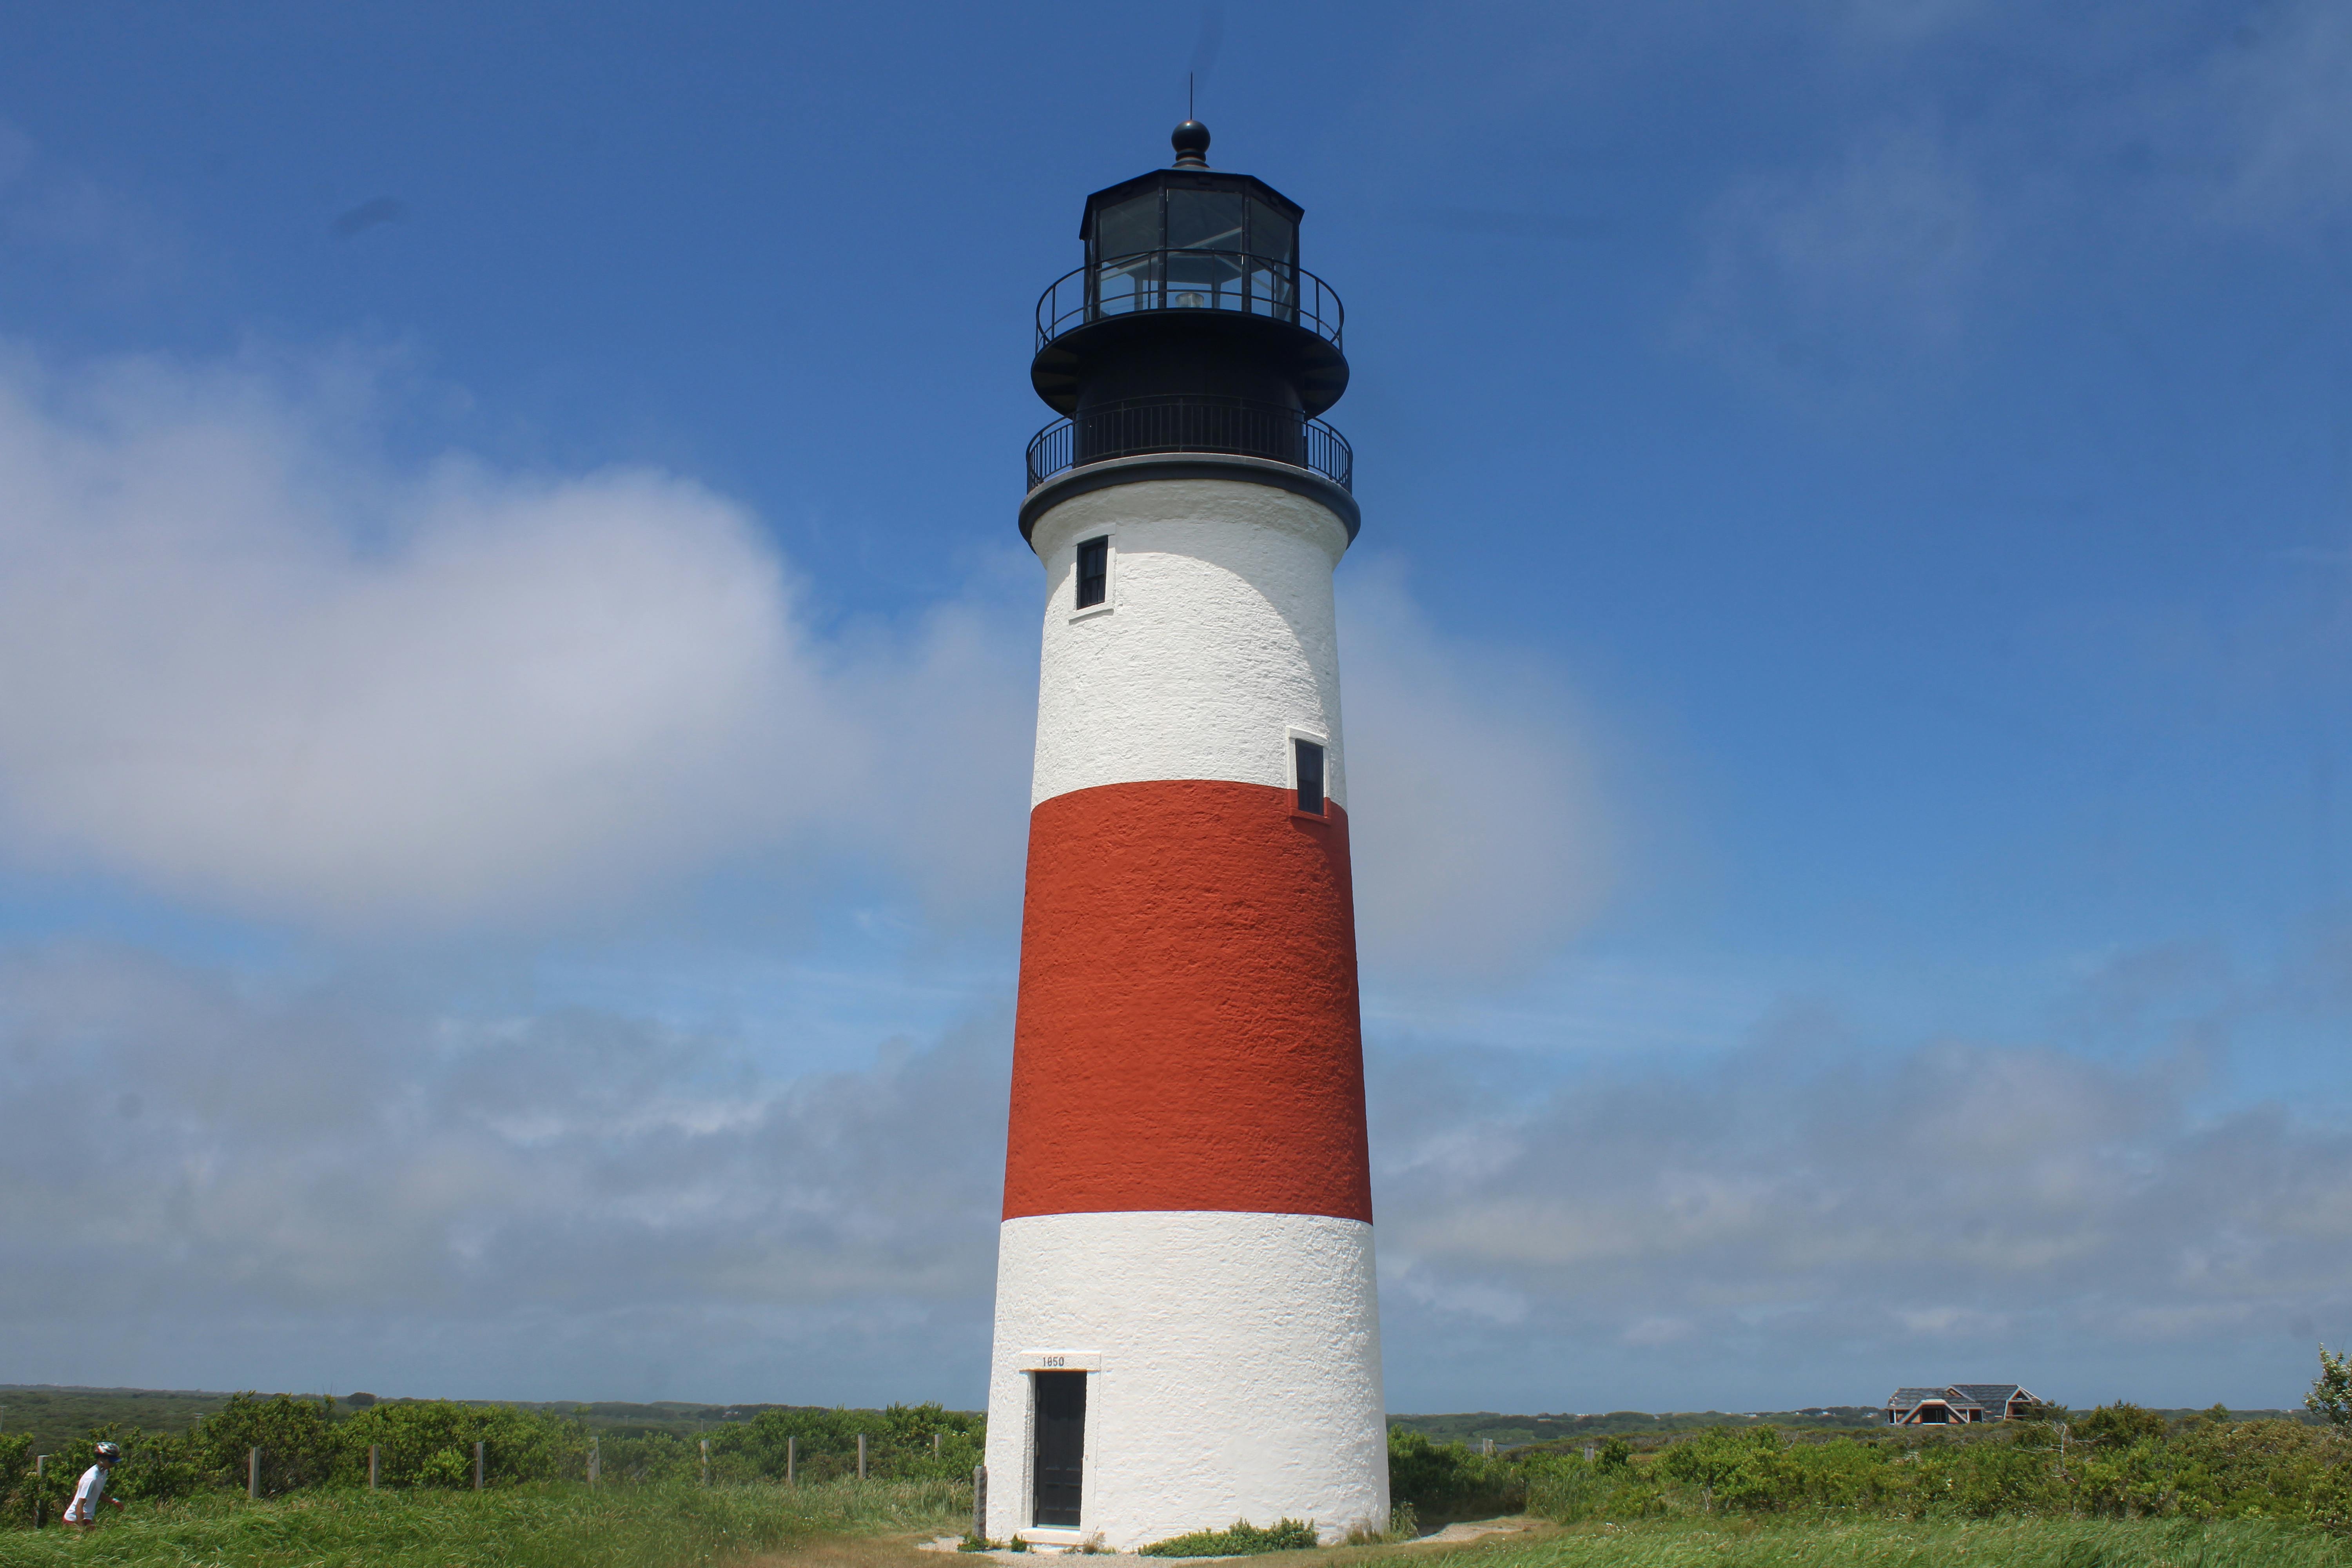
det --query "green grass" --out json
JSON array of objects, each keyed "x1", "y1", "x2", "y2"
[
  {"x1": 1367, "y1": 1516, "x2": 2352, "y2": 1568},
  {"x1": 0, "y1": 1477, "x2": 967, "y2": 1568},
  {"x1": 12, "y1": 1489, "x2": 2347, "y2": 1568}
]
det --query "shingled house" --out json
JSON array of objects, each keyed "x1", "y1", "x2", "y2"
[{"x1": 1883, "y1": 1384, "x2": 2041, "y2": 1424}]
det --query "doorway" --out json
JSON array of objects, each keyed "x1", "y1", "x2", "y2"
[{"x1": 1031, "y1": 1371, "x2": 1086, "y2": 1528}]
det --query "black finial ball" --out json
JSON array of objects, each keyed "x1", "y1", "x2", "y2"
[{"x1": 1171, "y1": 120, "x2": 1210, "y2": 167}]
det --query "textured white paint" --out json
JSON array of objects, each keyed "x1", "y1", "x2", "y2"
[
  {"x1": 1029, "y1": 479, "x2": 1352, "y2": 810},
  {"x1": 983, "y1": 1210, "x2": 1388, "y2": 1550}
]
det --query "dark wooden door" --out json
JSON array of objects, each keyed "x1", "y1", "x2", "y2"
[{"x1": 1031, "y1": 1372, "x2": 1086, "y2": 1527}]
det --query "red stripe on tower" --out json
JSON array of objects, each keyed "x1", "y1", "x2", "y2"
[{"x1": 1004, "y1": 780, "x2": 1370, "y2": 1223}]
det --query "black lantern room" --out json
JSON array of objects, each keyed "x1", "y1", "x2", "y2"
[{"x1": 1025, "y1": 122, "x2": 1352, "y2": 521}]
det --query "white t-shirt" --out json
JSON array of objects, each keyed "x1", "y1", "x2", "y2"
[{"x1": 64, "y1": 1463, "x2": 109, "y2": 1521}]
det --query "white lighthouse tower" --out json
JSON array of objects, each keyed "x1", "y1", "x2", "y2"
[{"x1": 982, "y1": 122, "x2": 1386, "y2": 1551}]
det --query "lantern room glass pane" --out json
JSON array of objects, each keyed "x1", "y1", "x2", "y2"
[
  {"x1": 1167, "y1": 247, "x2": 1243, "y2": 308},
  {"x1": 1165, "y1": 191, "x2": 1245, "y2": 309},
  {"x1": 1093, "y1": 194, "x2": 1162, "y2": 317},
  {"x1": 1248, "y1": 201, "x2": 1296, "y2": 265},
  {"x1": 1096, "y1": 194, "x2": 1160, "y2": 260},
  {"x1": 1167, "y1": 189, "x2": 1245, "y2": 251}
]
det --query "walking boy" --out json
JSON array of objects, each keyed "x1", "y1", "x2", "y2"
[{"x1": 62, "y1": 1443, "x2": 123, "y2": 1529}]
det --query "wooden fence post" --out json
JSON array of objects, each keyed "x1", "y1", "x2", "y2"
[
  {"x1": 474, "y1": 1441, "x2": 485, "y2": 1491},
  {"x1": 857, "y1": 1433, "x2": 867, "y2": 1481},
  {"x1": 700, "y1": 1437, "x2": 710, "y2": 1487},
  {"x1": 369, "y1": 1445, "x2": 380, "y2": 1490},
  {"x1": 589, "y1": 1438, "x2": 600, "y2": 1485},
  {"x1": 786, "y1": 1436, "x2": 797, "y2": 1486},
  {"x1": 249, "y1": 1446, "x2": 261, "y2": 1500},
  {"x1": 32, "y1": 1455, "x2": 43, "y2": 1530},
  {"x1": 933, "y1": 1431, "x2": 941, "y2": 1457},
  {"x1": 972, "y1": 1464, "x2": 987, "y2": 1541}
]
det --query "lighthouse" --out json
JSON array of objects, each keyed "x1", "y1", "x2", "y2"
[{"x1": 982, "y1": 122, "x2": 1386, "y2": 1550}]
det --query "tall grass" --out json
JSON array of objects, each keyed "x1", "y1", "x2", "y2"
[
  {"x1": 1393, "y1": 1516, "x2": 2352, "y2": 1568},
  {"x1": 0, "y1": 1477, "x2": 967, "y2": 1568}
]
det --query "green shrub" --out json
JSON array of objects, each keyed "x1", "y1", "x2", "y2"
[
  {"x1": 2076, "y1": 1403, "x2": 2170, "y2": 1450},
  {"x1": 708, "y1": 1402, "x2": 982, "y2": 1483},
  {"x1": 186, "y1": 1394, "x2": 339, "y2": 1493},
  {"x1": 1385, "y1": 1425, "x2": 1523, "y2": 1520},
  {"x1": 1138, "y1": 1517, "x2": 1319, "y2": 1555},
  {"x1": 0, "y1": 1436, "x2": 29, "y2": 1528},
  {"x1": 586, "y1": 1431, "x2": 699, "y2": 1487},
  {"x1": 1525, "y1": 1454, "x2": 1652, "y2": 1523},
  {"x1": 87, "y1": 1427, "x2": 208, "y2": 1504},
  {"x1": 1655, "y1": 1426, "x2": 1798, "y2": 1513},
  {"x1": 332, "y1": 1400, "x2": 584, "y2": 1488}
]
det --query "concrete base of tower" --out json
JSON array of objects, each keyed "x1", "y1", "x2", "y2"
[{"x1": 982, "y1": 1210, "x2": 1388, "y2": 1551}]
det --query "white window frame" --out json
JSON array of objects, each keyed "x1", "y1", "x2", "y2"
[{"x1": 1069, "y1": 530, "x2": 1116, "y2": 622}]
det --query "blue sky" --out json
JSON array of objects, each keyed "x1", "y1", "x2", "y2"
[{"x1": 4, "y1": 0, "x2": 2352, "y2": 1415}]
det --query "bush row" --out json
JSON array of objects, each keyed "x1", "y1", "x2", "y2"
[
  {"x1": 1389, "y1": 1406, "x2": 2352, "y2": 1528},
  {"x1": 0, "y1": 1394, "x2": 982, "y2": 1527}
]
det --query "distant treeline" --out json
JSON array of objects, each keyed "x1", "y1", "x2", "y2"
[
  {"x1": 1385, "y1": 1405, "x2": 2352, "y2": 1531},
  {"x1": 0, "y1": 1389, "x2": 232, "y2": 1452},
  {"x1": 1387, "y1": 1410, "x2": 1885, "y2": 1446},
  {"x1": 0, "y1": 1393, "x2": 981, "y2": 1527},
  {"x1": 14, "y1": 1384, "x2": 2312, "y2": 1456},
  {"x1": 0, "y1": 1388, "x2": 899, "y2": 1453},
  {"x1": 1384, "y1": 1407, "x2": 2316, "y2": 1449}
]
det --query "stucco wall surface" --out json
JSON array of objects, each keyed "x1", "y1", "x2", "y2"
[
  {"x1": 1003, "y1": 777, "x2": 1369, "y2": 1223},
  {"x1": 983, "y1": 1209, "x2": 1388, "y2": 1550},
  {"x1": 1029, "y1": 479, "x2": 1351, "y2": 809}
]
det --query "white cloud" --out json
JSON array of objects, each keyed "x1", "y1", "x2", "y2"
[
  {"x1": 1622, "y1": 1315, "x2": 1698, "y2": 1347},
  {"x1": 0, "y1": 118, "x2": 181, "y2": 304},
  {"x1": 0, "y1": 343, "x2": 1035, "y2": 929},
  {"x1": 0, "y1": 942, "x2": 1011, "y2": 1400},
  {"x1": 2201, "y1": 0, "x2": 2352, "y2": 228},
  {"x1": 1341, "y1": 563, "x2": 1616, "y2": 978},
  {"x1": 1365, "y1": 945, "x2": 2352, "y2": 1406},
  {"x1": 1681, "y1": 121, "x2": 1990, "y2": 394},
  {"x1": 1671, "y1": 0, "x2": 2352, "y2": 407}
]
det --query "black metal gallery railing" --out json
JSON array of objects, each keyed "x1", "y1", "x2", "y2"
[
  {"x1": 1025, "y1": 395, "x2": 1352, "y2": 493},
  {"x1": 1036, "y1": 250, "x2": 1344, "y2": 350}
]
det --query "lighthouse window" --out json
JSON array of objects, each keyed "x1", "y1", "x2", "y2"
[
  {"x1": 1294, "y1": 738, "x2": 1326, "y2": 817},
  {"x1": 1167, "y1": 189, "x2": 1247, "y2": 252},
  {"x1": 1249, "y1": 200, "x2": 1296, "y2": 265},
  {"x1": 1074, "y1": 537, "x2": 1109, "y2": 609},
  {"x1": 1096, "y1": 194, "x2": 1160, "y2": 263}
]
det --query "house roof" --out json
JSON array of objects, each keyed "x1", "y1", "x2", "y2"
[
  {"x1": 1949, "y1": 1384, "x2": 2027, "y2": 1406},
  {"x1": 1885, "y1": 1384, "x2": 2036, "y2": 1414},
  {"x1": 1886, "y1": 1388, "x2": 1971, "y2": 1409}
]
